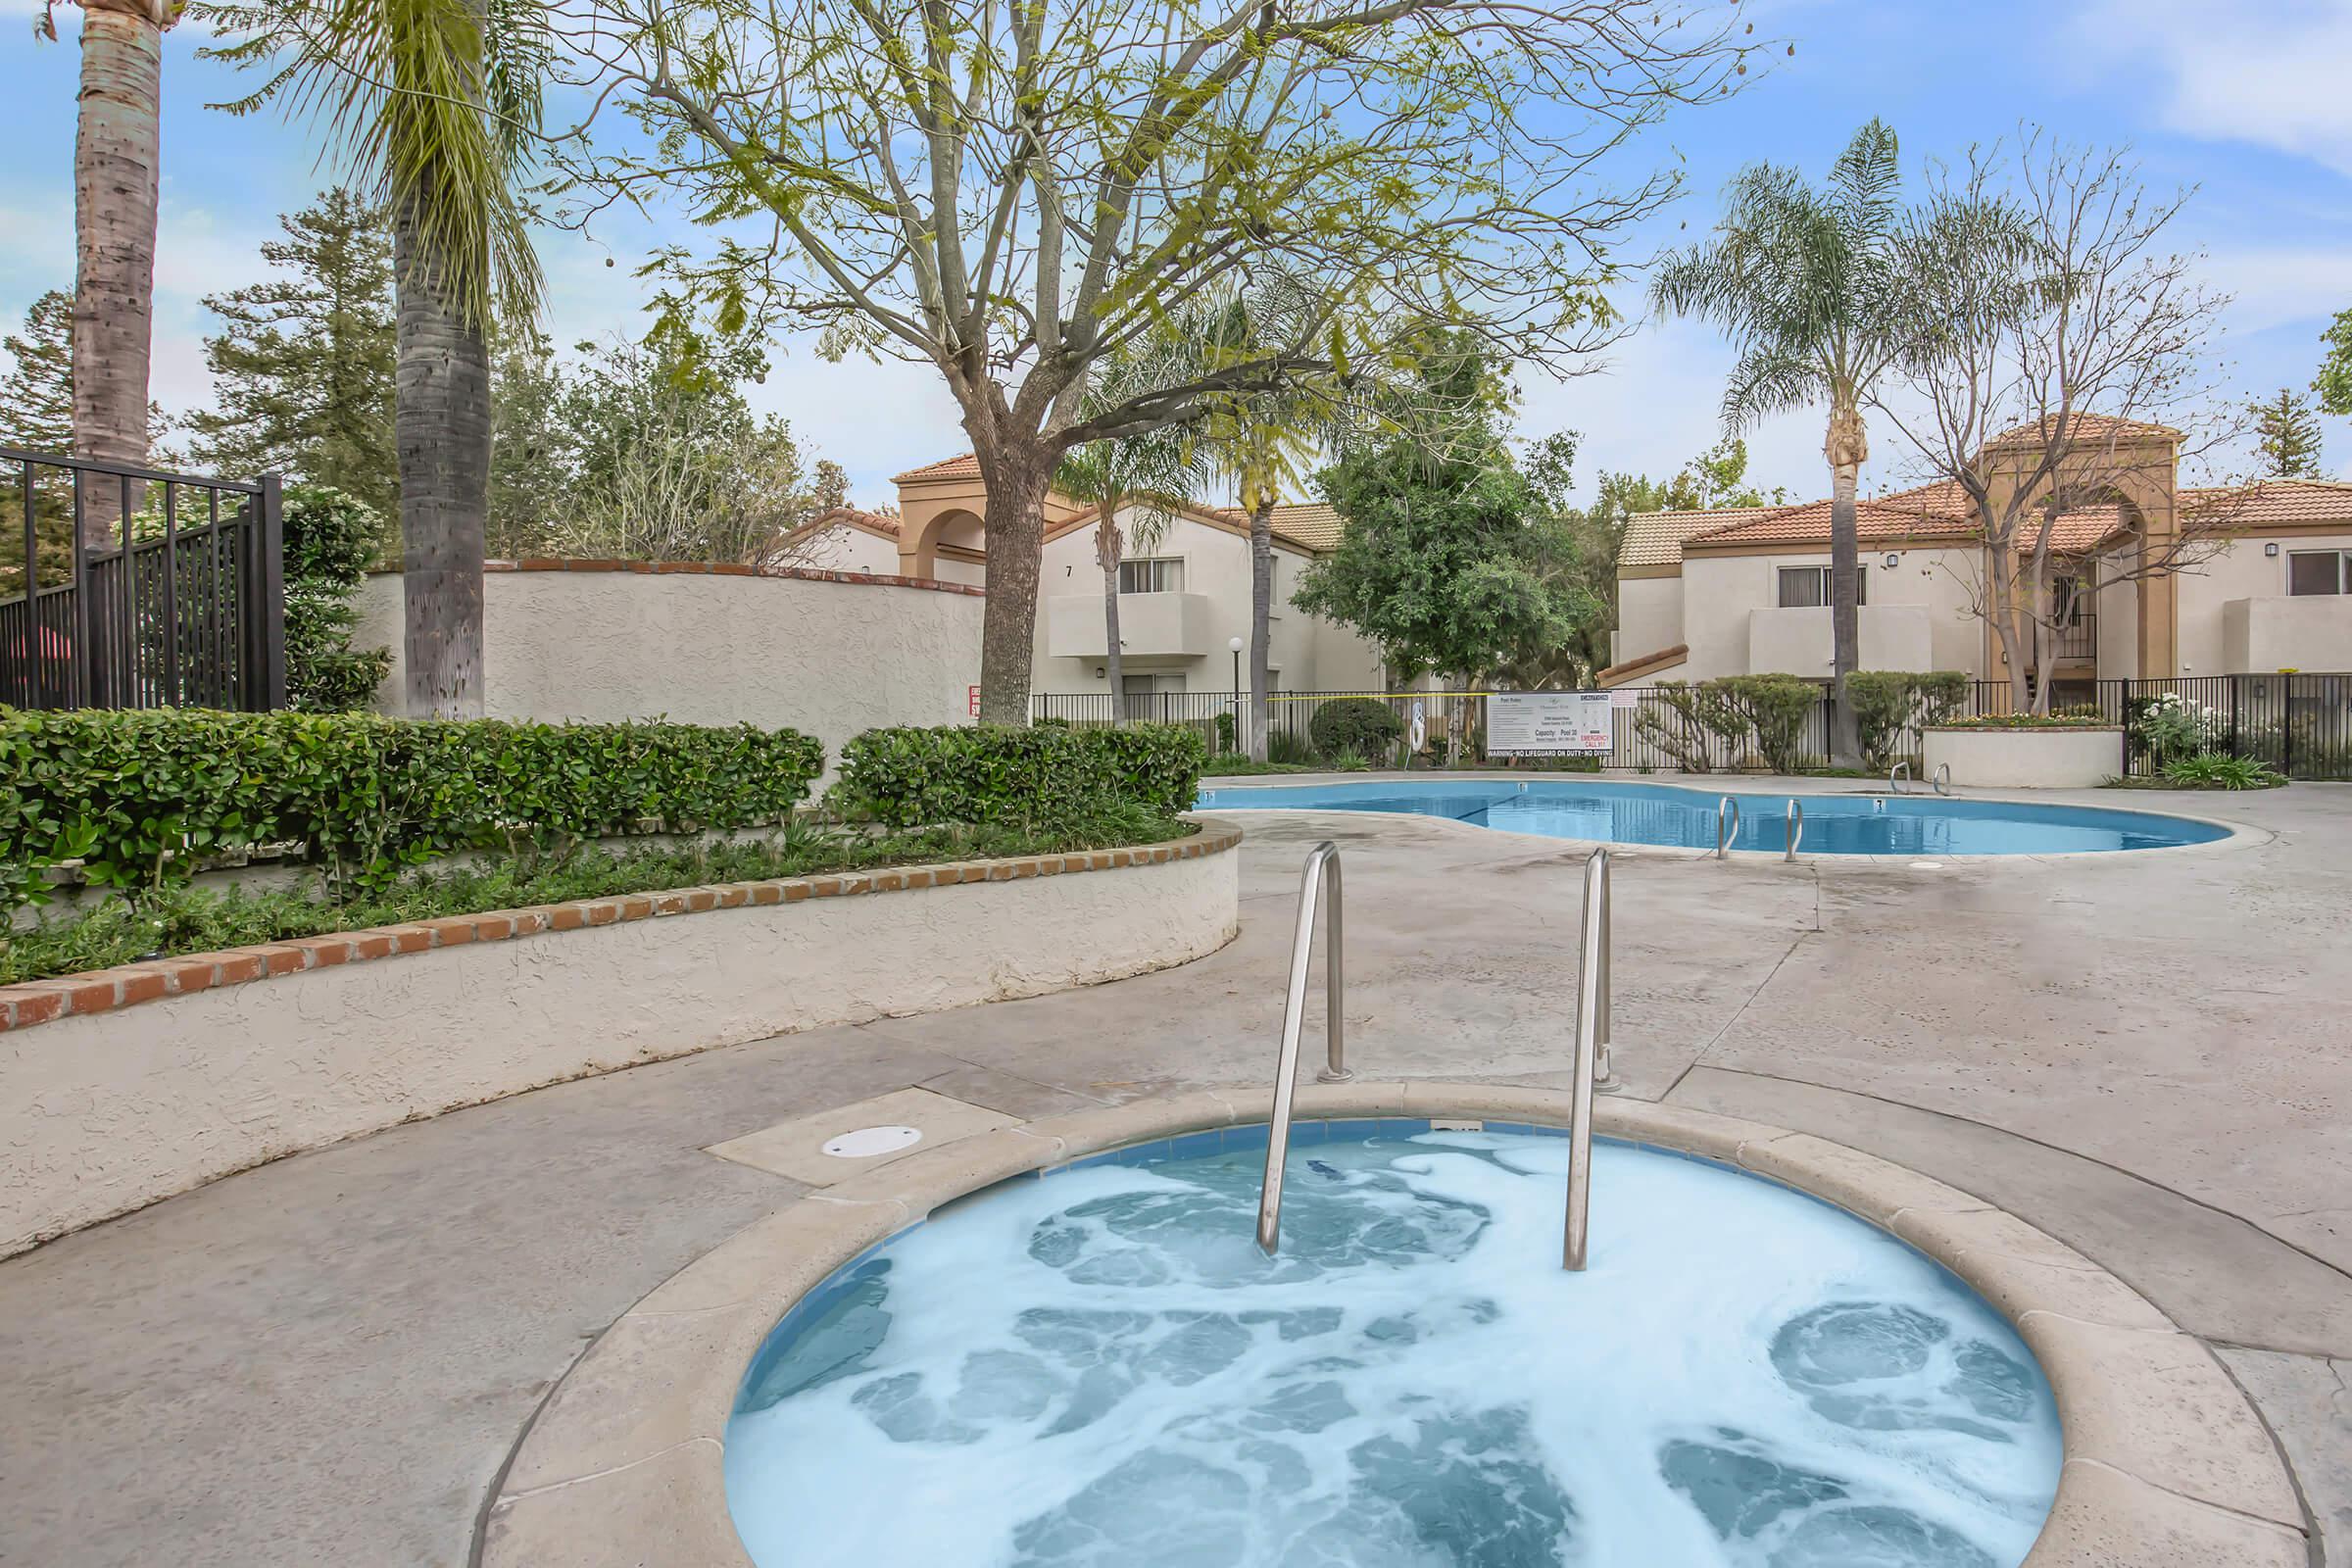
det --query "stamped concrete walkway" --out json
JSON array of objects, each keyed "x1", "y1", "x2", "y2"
[{"x1": 1, "y1": 775, "x2": 2346, "y2": 1567}]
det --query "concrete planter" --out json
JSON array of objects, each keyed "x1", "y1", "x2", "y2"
[
  {"x1": 0, "y1": 821, "x2": 1243, "y2": 1258},
  {"x1": 1925, "y1": 725, "x2": 2123, "y2": 789}
]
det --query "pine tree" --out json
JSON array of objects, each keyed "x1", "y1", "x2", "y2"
[
  {"x1": 2252, "y1": 389, "x2": 2326, "y2": 478},
  {"x1": 0, "y1": 291, "x2": 75, "y2": 454},
  {"x1": 184, "y1": 190, "x2": 397, "y2": 515}
]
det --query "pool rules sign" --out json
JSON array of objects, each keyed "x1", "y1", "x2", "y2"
[{"x1": 1487, "y1": 692, "x2": 1614, "y2": 757}]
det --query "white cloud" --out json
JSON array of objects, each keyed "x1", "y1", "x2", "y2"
[
  {"x1": 2195, "y1": 245, "x2": 2352, "y2": 335},
  {"x1": 2071, "y1": 0, "x2": 2352, "y2": 174}
]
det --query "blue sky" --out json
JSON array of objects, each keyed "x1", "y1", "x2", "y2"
[{"x1": 2, "y1": 0, "x2": 2348, "y2": 508}]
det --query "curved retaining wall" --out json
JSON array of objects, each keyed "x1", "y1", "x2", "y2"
[
  {"x1": 0, "y1": 821, "x2": 1243, "y2": 1258},
  {"x1": 1924, "y1": 726, "x2": 2124, "y2": 789}
]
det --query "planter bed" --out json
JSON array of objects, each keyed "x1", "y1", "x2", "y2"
[
  {"x1": 0, "y1": 819, "x2": 1244, "y2": 1258},
  {"x1": 1924, "y1": 725, "x2": 2124, "y2": 789}
]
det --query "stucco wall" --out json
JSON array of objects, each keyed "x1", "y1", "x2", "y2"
[
  {"x1": 1924, "y1": 726, "x2": 2123, "y2": 788},
  {"x1": 354, "y1": 566, "x2": 983, "y2": 759},
  {"x1": 1614, "y1": 574, "x2": 1683, "y2": 666},
  {"x1": 2180, "y1": 533, "x2": 2352, "y2": 674},
  {"x1": 2225, "y1": 595, "x2": 2352, "y2": 672},
  {"x1": 0, "y1": 832, "x2": 1242, "y2": 1257},
  {"x1": 1029, "y1": 504, "x2": 1385, "y2": 695},
  {"x1": 1677, "y1": 548, "x2": 1983, "y2": 681},
  {"x1": 1745, "y1": 604, "x2": 1933, "y2": 675}
]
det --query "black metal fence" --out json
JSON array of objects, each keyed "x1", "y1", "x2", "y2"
[
  {"x1": 0, "y1": 447, "x2": 285, "y2": 711},
  {"x1": 1034, "y1": 675, "x2": 2352, "y2": 781}
]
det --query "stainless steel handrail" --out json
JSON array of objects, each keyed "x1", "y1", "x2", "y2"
[
  {"x1": 1785, "y1": 798, "x2": 1804, "y2": 862},
  {"x1": 1888, "y1": 761, "x2": 1912, "y2": 795},
  {"x1": 1256, "y1": 842, "x2": 1347, "y2": 1254},
  {"x1": 1715, "y1": 795, "x2": 1741, "y2": 859},
  {"x1": 1933, "y1": 761, "x2": 1953, "y2": 797},
  {"x1": 1564, "y1": 847, "x2": 1611, "y2": 1270}
]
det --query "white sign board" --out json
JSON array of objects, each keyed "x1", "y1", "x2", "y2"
[{"x1": 1487, "y1": 691, "x2": 1614, "y2": 757}]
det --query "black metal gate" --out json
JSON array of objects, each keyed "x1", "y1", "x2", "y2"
[{"x1": 0, "y1": 447, "x2": 285, "y2": 711}]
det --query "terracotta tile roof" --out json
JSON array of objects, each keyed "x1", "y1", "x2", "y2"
[
  {"x1": 891, "y1": 454, "x2": 982, "y2": 483},
  {"x1": 1620, "y1": 506, "x2": 1779, "y2": 568},
  {"x1": 1221, "y1": 502, "x2": 1344, "y2": 553},
  {"x1": 783, "y1": 506, "x2": 902, "y2": 544},
  {"x1": 1682, "y1": 482, "x2": 1976, "y2": 550},
  {"x1": 1597, "y1": 644, "x2": 1688, "y2": 687},
  {"x1": 1985, "y1": 413, "x2": 2180, "y2": 451},
  {"x1": 2181, "y1": 479, "x2": 2352, "y2": 527}
]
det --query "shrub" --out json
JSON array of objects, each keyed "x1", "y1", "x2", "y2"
[
  {"x1": 1212, "y1": 711, "x2": 1237, "y2": 754},
  {"x1": 832, "y1": 722, "x2": 1204, "y2": 829},
  {"x1": 1266, "y1": 727, "x2": 1318, "y2": 766},
  {"x1": 1934, "y1": 713, "x2": 2114, "y2": 729},
  {"x1": 1717, "y1": 674, "x2": 1820, "y2": 773},
  {"x1": 2127, "y1": 691, "x2": 2223, "y2": 765},
  {"x1": 2160, "y1": 754, "x2": 2283, "y2": 790},
  {"x1": 0, "y1": 709, "x2": 824, "y2": 907},
  {"x1": 1631, "y1": 680, "x2": 1740, "y2": 772},
  {"x1": 1307, "y1": 696, "x2": 1402, "y2": 760},
  {"x1": 282, "y1": 485, "x2": 395, "y2": 712},
  {"x1": 1847, "y1": 670, "x2": 1969, "y2": 771}
]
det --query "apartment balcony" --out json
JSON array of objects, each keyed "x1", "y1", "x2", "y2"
[
  {"x1": 2224, "y1": 597, "x2": 2352, "y2": 673},
  {"x1": 1046, "y1": 592, "x2": 1217, "y2": 660},
  {"x1": 1745, "y1": 605, "x2": 1933, "y2": 675}
]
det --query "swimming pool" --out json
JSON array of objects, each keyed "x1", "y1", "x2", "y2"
[
  {"x1": 725, "y1": 1125, "x2": 2061, "y2": 1567},
  {"x1": 1194, "y1": 778, "x2": 2230, "y2": 856}
]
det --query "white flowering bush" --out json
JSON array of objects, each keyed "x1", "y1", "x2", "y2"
[{"x1": 2128, "y1": 691, "x2": 2225, "y2": 764}]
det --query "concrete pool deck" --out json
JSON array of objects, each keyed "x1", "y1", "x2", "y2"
[{"x1": 1, "y1": 773, "x2": 2346, "y2": 1566}]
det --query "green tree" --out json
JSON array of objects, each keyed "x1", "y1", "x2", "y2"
[
  {"x1": 0, "y1": 291, "x2": 75, "y2": 454},
  {"x1": 2252, "y1": 388, "x2": 2325, "y2": 478},
  {"x1": 185, "y1": 190, "x2": 399, "y2": 522},
  {"x1": 1651, "y1": 120, "x2": 1925, "y2": 765},
  {"x1": 1297, "y1": 359, "x2": 1595, "y2": 760},
  {"x1": 486, "y1": 321, "x2": 568, "y2": 558},
  {"x1": 1054, "y1": 324, "x2": 1202, "y2": 719},
  {"x1": 552, "y1": 0, "x2": 1757, "y2": 722},
  {"x1": 281, "y1": 484, "x2": 395, "y2": 710},
  {"x1": 2317, "y1": 307, "x2": 2352, "y2": 419},
  {"x1": 206, "y1": 0, "x2": 551, "y2": 715}
]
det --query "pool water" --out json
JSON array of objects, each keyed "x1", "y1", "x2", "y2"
[
  {"x1": 1195, "y1": 778, "x2": 2227, "y2": 855},
  {"x1": 726, "y1": 1128, "x2": 2062, "y2": 1567}
]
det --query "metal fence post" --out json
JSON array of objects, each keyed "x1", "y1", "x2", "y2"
[{"x1": 256, "y1": 472, "x2": 287, "y2": 710}]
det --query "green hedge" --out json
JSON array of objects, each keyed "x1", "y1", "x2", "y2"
[
  {"x1": 834, "y1": 723, "x2": 1205, "y2": 829},
  {"x1": 1308, "y1": 697, "x2": 1403, "y2": 760},
  {"x1": 0, "y1": 709, "x2": 823, "y2": 906}
]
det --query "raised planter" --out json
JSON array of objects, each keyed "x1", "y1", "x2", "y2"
[
  {"x1": 1924, "y1": 725, "x2": 2123, "y2": 789},
  {"x1": 0, "y1": 820, "x2": 1243, "y2": 1258}
]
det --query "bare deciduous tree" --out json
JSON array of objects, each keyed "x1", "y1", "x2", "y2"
[{"x1": 1877, "y1": 135, "x2": 2245, "y2": 711}]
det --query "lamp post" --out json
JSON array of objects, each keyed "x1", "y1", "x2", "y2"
[{"x1": 1230, "y1": 636, "x2": 1245, "y2": 756}]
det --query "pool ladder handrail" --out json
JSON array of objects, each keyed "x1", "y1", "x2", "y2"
[
  {"x1": 1255, "y1": 842, "x2": 1352, "y2": 1255},
  {"x1": 1933, "y1": 761, "x2": 1953, "y2": 797},
  {"x1": 1715, "y1": 795, "x2": 1741, "y2": 859},
  {"x1": 1785, "y1": 798, "x2": 1804, "y2": 862},
  {"x1": 1888, "y1": 761, "x2": 1912, "y2": 795},
  {"x1": 1564, "y1": 847, "x2": 1612, "y2": 1271}
]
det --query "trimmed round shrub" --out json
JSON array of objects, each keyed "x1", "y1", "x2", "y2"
[{"x1": 1309, "y1": 697, "x2": 1403, "y2": 760}]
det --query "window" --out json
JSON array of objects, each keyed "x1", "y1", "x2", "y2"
[
  {"x1": 2050, "y1": 574, "x2": 2085, "y2": 626},
  {"x1": 1117, "y1": 558, "x2": 1185, "y2": 594},
  {"x1": 2288, "y1": 551, "x2": 2352, "y2": 596},
  {"x1": 1776, "y1": 565, "x2": 1865, "y2": 608}
]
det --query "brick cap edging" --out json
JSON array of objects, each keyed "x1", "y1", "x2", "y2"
[
  {"x1": 0, "y1": 820, "x2": 1242, "y2": 1034},
  {"x1": 368, "y1": 559, "x2": 986, "y2": 598}
]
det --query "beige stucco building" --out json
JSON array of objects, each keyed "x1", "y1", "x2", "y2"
[
  {"x1": 788, "y1": 454, "x2": 1390, "y2": 701},
  {"x1": 1604, "y1": 421, "x2": 2352, "y2": 694}
]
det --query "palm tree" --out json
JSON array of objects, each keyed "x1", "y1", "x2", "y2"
[
  {"x1": 1198, "y1": 286, "x2": 1344, "y2": 763},
  {"x1": 1054, "y1": 434, "x2": 1198, "y2": 721},
  {"x1": 1651, "y1": 120, "x2": 1920, "y2": 766},
  {"x1": 206, "y1": 0, "x2": 546, "y2": 715},
  {"x1": 53, "y1": 0, "x2": 176, "y2": 546}
]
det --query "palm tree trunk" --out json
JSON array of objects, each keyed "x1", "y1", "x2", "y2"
[
  {"x1": 1248, "y1": 497, "x2": 1274, "y2": 762},
  {"x1": 1097, "y1": 501, "x2": 1125, "y2": 721},
  {"x1": 393, "y1": 198, "x2": 491, "y2": 717},
  {"x1": 972, "y1": 437, "x2": 1051, "y2": 725},
  {"x1": 72, "y1": 0, "x2": 171, "y2": 549},
  {"x1": 1825, "y1": 402, "x2": 1866, "y2": 767}
]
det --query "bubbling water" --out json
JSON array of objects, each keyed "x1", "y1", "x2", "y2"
[{"x1": 726, "y1": 1132, "x2": 2061, "y2": 1567}]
